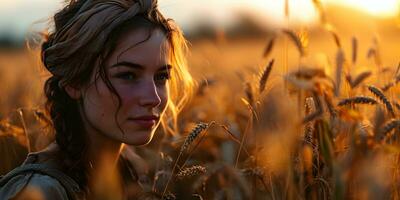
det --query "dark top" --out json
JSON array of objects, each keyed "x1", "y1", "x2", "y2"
[
  {"x1": 0, "y1": 143, "x2": 148, "y2": 200},
  {"x1": 0, "y1": 145, "x2": 80, "y2": 199}
]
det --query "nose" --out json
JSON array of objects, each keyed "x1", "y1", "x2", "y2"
[{"x1": 138, "y1": 80, "x2": 162, "y2": 108}]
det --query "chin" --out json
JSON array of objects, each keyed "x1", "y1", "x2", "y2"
[{"x1": 122, "y1": 129, "x2": 155, "y2": 146}]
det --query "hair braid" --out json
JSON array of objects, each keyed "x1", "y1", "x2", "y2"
[{"x1": 42, "y1": 0, "x2": 93, "y2": 190}]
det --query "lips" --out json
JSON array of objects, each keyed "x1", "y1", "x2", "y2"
[{"x1": 128, "y1": 115, "x2": 159, "y2": 128}]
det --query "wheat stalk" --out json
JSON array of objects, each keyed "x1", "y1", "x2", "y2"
[
  {"x1": 350, "y1": 71, "x2": 371, "y2": 88},
  {"x1": 329, "y1": 30, "x2": 342, "y2": 48},
  {"x1": 367, "y1": 37, "x2": 382, "y2": 67},
  {"x1": 381, "y1": 73, "x2": 400, "y2": 91},
  {"x1": 335, "y1": 49, "x2": 345, "y2": 96},
  {"x1": 259, "y1": 59, "x2": 274, "y2": 94},
  {"x1": 382, "y1": 82, "x2": 395, "y2": 92},
  {"x1": 367, "y1": 85, "x2": 396, "y2": 117},
  {"x1": 323, "y1": 92, "x2": 338, "y2": 119},
  {"x1": 304, "y1": 97, "x2": 316, "y2": 145},
  {"x1": 180, "y1": 122, "x2": 209, "y2": 153},
  {"x1": 282, "y1": 29, "x2": 306, "y2": 57},
  {"x1": 312, "y1": 0, "x2": 327, "y2": 24},
  {"x1": 17, "y1": 108, "x2": 30, "y2": 152},
  {"x1": 235, "y1": 110, "x2": 253, "y2": 168},
  {"x1": 284, "y1": 0, "x2": 289, "y2": 18},
  {"x1": 303, "y1": 93, "x2": 323, "y2": 124},
  {"x1": 395, "y1": 102, "x2": 400, "y2": 111},
  {"x1": 262, "y1": 37, "x2": 275, "y2": 58},
  {"x1": 162, "y1": 122, "x2": 212, "y2": 198},
  {"x1": 219, "y1": 124, "x2": 252, "y2": 157},
  {"x1": 337, "y1": 96, "x2": 377, "y2": 106},
  {"x1": 380, "y1": 120, "x2": 400, "y2": 139},
  {"x1": 351, "y1": 36, "x2": 358, "y2": 65},
  {"x1": 176, "y1": 165, "x2": 206, "y2": 180},
  {"x1": 244, "y1": 82, "x2": 254, "y2": 106}
]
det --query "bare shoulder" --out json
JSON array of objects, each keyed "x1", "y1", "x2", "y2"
[{"x1": 0, "y1": 173, "x2": 69, "y2": 200}]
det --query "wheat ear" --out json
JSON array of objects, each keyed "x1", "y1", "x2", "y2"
[
  {"x1": 176, "y1": 165, "x2": 206, "y2": 180},
  {"x1": 380, "y1": 120, "x2": 400, "y2": 139},
  {"x1": 367, "y1": 85, "x2": 396, "y2": 117},
  {"x1": 337, "y1": 96, "x2": 377, "y2": 106},
  {"x1": 259, "y1": 59, "x2": 274, "y2": 94}
]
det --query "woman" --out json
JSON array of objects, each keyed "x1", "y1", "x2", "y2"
[{"x1": 0, "y1": 0, "x2": 193, "y2": 199}]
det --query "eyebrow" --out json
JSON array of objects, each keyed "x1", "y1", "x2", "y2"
[{"x1": 110, "y1": 61, "x2": 172, "y2": 71}]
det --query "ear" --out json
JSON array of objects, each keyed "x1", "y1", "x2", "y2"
[{"x1": 65, "y1": 85, "x2": 82, "y2": 99}]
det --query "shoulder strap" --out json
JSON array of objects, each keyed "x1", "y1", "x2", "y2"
[{"x1": 0, "y1": 164, "x2": 80, "y2": 200}]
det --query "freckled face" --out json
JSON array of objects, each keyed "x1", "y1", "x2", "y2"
[{"x1": 81, "y1": 28, "x2": 170, "y2": 145}]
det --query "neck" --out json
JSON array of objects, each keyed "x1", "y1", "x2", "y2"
[
  {"x1": 82, "y1": 116, "x2": 124, "y2": 198},
  {"x1": 84, "y1": 127, "x2": 125, "y2": 199},
  {"x1": 78, "y1": 102, "x2": 123, "y2": 169},
  {"x1": 77, "y1": 101, "x2": 124, "y2": 198},
  {"x1": 86, "y1": 130, "x2": 123, "y2": 169}
]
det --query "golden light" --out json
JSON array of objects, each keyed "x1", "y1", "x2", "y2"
[
  {"x1": 326, "y1": 0, "x2": 400, "y2": 17},
  {"x1": 248, "y1": 0, "x2": 400, "y2": 28}
]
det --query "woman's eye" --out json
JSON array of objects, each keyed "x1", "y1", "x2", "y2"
[
  {"x1": 115, "y1": 72, "x2": 137, "y2": 80},
  {"x1": 154, "y1": 72, "x2": 170, "y2": 83}
]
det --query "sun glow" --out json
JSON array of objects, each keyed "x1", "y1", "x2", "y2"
[
  {"x1": 326, "y1": 0, "x2": 400, "y2": 17},
  {"x1": 244, "y1": 0, "x2": 400, "y2": 28}
]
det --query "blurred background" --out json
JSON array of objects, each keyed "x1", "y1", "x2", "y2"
[
  {"x1": 1, "y1": 0, "x2": 399, "y2": 40},
  {"x1": 0, "y1": 0, "x2": 399, "y2": 114},
  {"x1": 1, "y1": 1, "x2": 400, "y2": 199},
  {"x1": 0, "y1": 0, "x2": 399, "y2": 132}
]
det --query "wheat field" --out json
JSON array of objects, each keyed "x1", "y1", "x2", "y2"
[{"x1": 1, "y1": 2, "x2": 400, "y2": 200}]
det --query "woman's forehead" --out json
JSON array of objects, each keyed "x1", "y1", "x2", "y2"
[
  {"x1": 116, "y1": 28, "x2": 168, "y2": 53},
  {"x1": 107, "y1": 28, "x2": 170, "y2": 67}
]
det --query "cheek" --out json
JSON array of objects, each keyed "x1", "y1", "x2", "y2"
[
  {"x1": 84, "y1": 80, "x2": 119, "y2": 119},
  {"x1": 113, "y1": 84, "x2": 139, "y2": 108}
]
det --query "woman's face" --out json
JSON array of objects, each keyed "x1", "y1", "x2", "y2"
[{"x1": 78, "y1": 27, "x2": 171, "y2": 145}]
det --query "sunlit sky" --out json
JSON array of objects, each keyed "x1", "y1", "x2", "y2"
[{"x1": 0, "y1": 0, "x2": 399, "y2": 37}]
